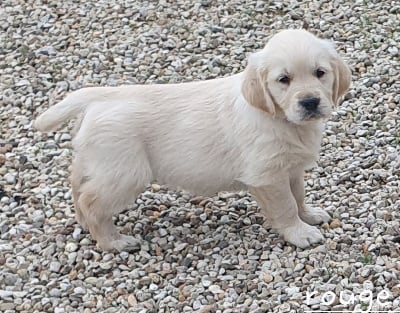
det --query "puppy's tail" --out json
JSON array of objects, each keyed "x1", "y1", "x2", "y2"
[{"x1": 34, "y1": 87, "x2": 105, "y2": 132}]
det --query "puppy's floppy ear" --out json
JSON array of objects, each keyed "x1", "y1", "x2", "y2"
[
  {"x1": 331, "y1": 53, "x2": 352, "y2": 106},
  {"x1": 241, "y1": 52, "x2": 276, "y2": 115}
]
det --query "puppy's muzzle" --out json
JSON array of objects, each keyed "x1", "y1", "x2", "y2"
[{"x1": 299, "y1": 97, "x2": 320, "y2": 112}]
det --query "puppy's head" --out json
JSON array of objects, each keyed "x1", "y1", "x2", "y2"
[{"x1": 241, "y1": 29, "x2": 351, "y2": 124}]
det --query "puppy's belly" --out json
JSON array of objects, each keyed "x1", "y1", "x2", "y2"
[
  {"x1": 145, "y1": 136, "x2": 242, "y2": 195},
  {"x1": 153, "y1": 164, "x2": 243, "y2": 196}
]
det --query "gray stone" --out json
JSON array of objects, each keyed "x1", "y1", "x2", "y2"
[{"x1": 49, "y1": 261, "x2": 62, "y2": 272}]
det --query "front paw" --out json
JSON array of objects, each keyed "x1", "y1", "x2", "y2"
[
  {"x1": 300, "y1": 206, "x2": 331, "y2": 225},
  {"x1": 279, "y1": 218, "x2": 324, "y2": 248},
  {"x1": 97, "y1": 235, "x2": 141, "y2": 252}
]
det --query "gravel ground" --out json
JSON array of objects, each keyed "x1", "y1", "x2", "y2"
[{"x1": 1, "y1": 0, "x2": 400, "y2": 312}]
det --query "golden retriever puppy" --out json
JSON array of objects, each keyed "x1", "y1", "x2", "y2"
[{"x1": 34, "y1": 29, "x2": 351, "y2": 251}]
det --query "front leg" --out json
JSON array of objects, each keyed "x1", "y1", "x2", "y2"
[
  {"x1": 290, "y1": 169, "x2": 331, "y2": 225},
  {"x1": 249, "y1": 174, "x2": 324, "y2": 248}
]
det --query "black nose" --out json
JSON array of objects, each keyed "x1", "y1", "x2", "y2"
[{"x1": 299, "y1": 97, "x2": 320, "y2": 111}]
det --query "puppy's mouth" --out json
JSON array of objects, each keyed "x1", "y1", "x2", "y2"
[{"x1": 300, "y1": 110, "x2": 326, "y2": 121}]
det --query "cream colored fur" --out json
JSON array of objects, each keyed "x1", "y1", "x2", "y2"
[{"x1": 34, "y1": 29, "x2": 351, "y2": 251}]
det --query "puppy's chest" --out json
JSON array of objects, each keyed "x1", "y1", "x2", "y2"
[
  {"x1": 277, "y1": 138, "x2": 320, "y2": 167},
  {"x1": 247, "y1": 127, "x2": 322, "y2": 171},
  {"x1": 274, "y1": 136, "x2": 319, "y2": 164}
]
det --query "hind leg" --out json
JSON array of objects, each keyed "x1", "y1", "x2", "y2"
[
  {"x1": 70, "y1": 162, "x2": 88, "y2": 230},
  {"x1": 81, "y1": 195, "x2": 142, "y2": 251},
  {"x1": 74, "y1": 145, "x2": 152, "y2": 251},
  {"x1": 71, "y1": 115, "x2": 154, "y2": 251}
]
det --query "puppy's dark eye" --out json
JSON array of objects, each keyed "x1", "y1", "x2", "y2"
[
  {"x1": 278, "y1": 75, "x2": 290, "y2": 84},
  {"x1": 316, "y1": 69, "x2": 325, "y2": 78}
]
